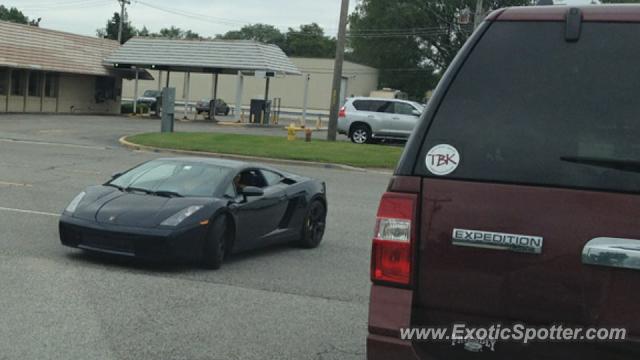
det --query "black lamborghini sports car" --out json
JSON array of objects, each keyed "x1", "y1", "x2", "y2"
[{"x1": 59, "y1": 157, "x2": 327, "y2": 269}]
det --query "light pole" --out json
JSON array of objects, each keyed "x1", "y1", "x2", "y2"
[
  {"x1": 117, "y1": 0, "x2": 130, "y2": 44},
  {"x1": 327, "y1": 0, "x2": 350, "y2": 141}
]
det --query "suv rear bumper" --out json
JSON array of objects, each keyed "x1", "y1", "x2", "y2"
[
  {"x1": 368, "y1": 284, "x2": 419, "y2": 359},
  {"x1": 368, "y1": 335, "x2": 421, "y2": 360}
]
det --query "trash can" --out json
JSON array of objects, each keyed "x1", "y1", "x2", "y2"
[{"x1": 250, "y1": 99, "x2": 272, "y2": 124}]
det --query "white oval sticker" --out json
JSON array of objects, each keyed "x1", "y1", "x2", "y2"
[{"x1": 425, "y1": 144, "x2": 460, "y2": 176}]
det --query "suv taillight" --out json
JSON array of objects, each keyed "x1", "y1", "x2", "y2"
[
  {"x1": 338, "y1": 106, "x2": 346, "y2": 118},
  {"x1": 371, "y1": 192, "x2": 417, "y2": 286}
]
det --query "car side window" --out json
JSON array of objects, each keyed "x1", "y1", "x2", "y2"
[
  {"x1": 223, "y1": 183, "x2": 236, "y2": 198},
  {"x1": 235, "y1": 169, "x2": 268, "y2": 191},
  {"x1": 394, "y1": 102, "x2": 416, "y2": 116},
  {"x1": 261, "y1": 170, "x2": 283, "y2": 187},
  {"x1": 353, "y1": 100, "x2": 370, "y2": 111}
]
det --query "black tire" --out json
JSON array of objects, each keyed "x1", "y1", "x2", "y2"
[
  {"x1": 202, "y1": 216, "x2": 228, "y2": 269},
  {"x1": 350, "y1": 124, "x2": 371, "y2": 144},
  {"x1": 298, "y1": 200, "x2": 327, "y2": 249},
  {"x1": 224, "y1": 108, "x2": 230, "y2": 116}
]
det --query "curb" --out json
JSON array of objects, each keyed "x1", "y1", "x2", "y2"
[{"x1": 118, "y1": 136, "x2": 393, "y2": 175}]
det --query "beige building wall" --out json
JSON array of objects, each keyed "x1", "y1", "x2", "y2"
[
  {"x1": 122, "y1": 58, "x2": 379, "y2": 112},
  {"x1": 0, "y1": 68, "x2": 121, "y2": 115},
  {"x1": 57, "y1": 74, "x2": 121, "y2": 114}
]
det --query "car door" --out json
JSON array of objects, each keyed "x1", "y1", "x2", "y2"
[
  {"x1": 369, "y1": 100, "x2": 396, "y2": 136},
  {"x1": 231, "y1": 169, "x2": 289, "y2": 251},
  {"x1": 387, "y1": 101, "x2": 420, "y2": 138}
]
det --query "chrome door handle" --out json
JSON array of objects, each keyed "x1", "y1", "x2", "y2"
[{"x1": 582, "y1": 237, "x2": 640, "y2": 271}]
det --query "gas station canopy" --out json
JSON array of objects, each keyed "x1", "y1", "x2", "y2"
[{"x1": 103, "y1": 37, "x2": 301, "y2": 76}]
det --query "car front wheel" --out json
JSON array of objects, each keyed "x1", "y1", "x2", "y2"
[
  {"x1": 350, "y1": 125, "x2": 371, "y2": 144},
  {"x1": 298, "y1": 200, "x2": 326, "y2": 249},
  {"x1": 202, "y1": 216, "x2": 228, "y2": 269}
]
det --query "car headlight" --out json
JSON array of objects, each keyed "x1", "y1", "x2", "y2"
[
  {"x1": 161, "y1": 205, "x2": 204, "y2": 227},
  {"x1": 65, "y1": 191, "x2": 86, "y2": 214}
]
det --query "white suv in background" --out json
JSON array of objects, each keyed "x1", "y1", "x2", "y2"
[{"x1": 337, "y1": 97, "x2": 425, "y2": 144}]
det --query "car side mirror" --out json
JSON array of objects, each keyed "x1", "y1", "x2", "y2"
[
  {"x1": 111, "y1": 172, "x2": 123, "y2": 179},
  {"x1": 241, "y1": 186, "x2": 264, "y2": 197},
  {"x1": 411, "y1": 110, "x2": 421, "y2": 117}
]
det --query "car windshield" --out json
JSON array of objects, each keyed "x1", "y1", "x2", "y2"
[
  {"x1": 109, "y1": 160, "x2": 231, "y2": 197},
  {"x1": 143, "y1": 90, "x2": 161, "y2": 97}
]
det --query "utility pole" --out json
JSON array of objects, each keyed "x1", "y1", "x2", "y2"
[
  {"x1": 474, "y1": 0, "x2": 485, "y2": 30},
  {"x1": 327, "y1": 0, "x2": 349, "y2": 141},
  {"x1": 117, "y1": 0, "x2": 130, "y2": 44}
]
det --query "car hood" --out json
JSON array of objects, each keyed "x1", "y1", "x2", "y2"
[{"x1": 73, "y1": 186, "x2": 215, "y2": 228}]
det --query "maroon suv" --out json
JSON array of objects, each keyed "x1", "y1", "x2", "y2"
[{"x1": 368, "y1": 5, "x2": 640, "y2": 360}]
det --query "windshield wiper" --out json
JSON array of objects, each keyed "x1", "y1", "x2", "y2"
[
  {"x1": 124, "y1": 186, "x2": 154, "y2": 195},
  {"x1": 560, "y1": 156, "x2": 640, "y2": 173},
  {"x1": 153, "y1": 190, "x2": 184, "y2": 198},
  {"x1": 105, "y1": 183, "x2": 124, "y2": 191}
]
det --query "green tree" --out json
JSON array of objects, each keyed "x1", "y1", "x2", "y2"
[
  {"x1": 219, "y1": 24, "x2": 286, "y2": 48},
  {"x1": 0, "y1": 5, "x2": 37, "y2": 25},
  {"x1": 138, "y1": 26, "x2": 150, "y2": 37},
  {"x1": 96, "y1": 12, "x2": 137, "y2": 44},
  {"x1": 349, "y1": 0, "x2": 534, "y2": 99},
  {"x1": 285, "y1": 23, "x2": 336, "y2": 58},
  {"x1": 150, "y1": 26, "x2": 202, "y2": 40}
]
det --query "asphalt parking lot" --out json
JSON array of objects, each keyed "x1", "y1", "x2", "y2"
[{"x1": 0, "y1": 114, "x2": 390, "y2": 360}]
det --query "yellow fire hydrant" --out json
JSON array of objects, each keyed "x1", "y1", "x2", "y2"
[{"x1": 287, "y1": 124, "x2": 297, "y2": 141}]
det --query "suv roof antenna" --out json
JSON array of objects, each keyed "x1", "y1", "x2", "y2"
[{"x1": 565, "y1": 7, "x2": 583, "y2": 42}]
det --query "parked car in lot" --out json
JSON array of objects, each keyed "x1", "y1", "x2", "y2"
[
  {"x1": 337, "y1": 97, "x2": 424, "y2": 144},
  {"x1": 368, "y1": 5, "x2": 640, "y2": 360},
  {"x1": 59, "y1": 158, "x2": 327, "y2": 269},
  {"x1": 136, "y1": 90, "x2": 162, "y2": 111},
  {"x1": 196, "y1": 98, "x2": 231, "y2": 116}
]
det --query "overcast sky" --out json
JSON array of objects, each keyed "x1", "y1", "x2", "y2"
[{"x1": 5, "y1": 0, "x2": 596, "y2": 38}]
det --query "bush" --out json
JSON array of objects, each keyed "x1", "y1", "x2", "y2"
[{"x1": 121, "y1": 102, "x2": 150, "y2": 114}]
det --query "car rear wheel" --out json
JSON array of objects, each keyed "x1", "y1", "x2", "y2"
[
  {"x1": 202, "y1": 216, "x2": 228, "y2": 269},
  {"x1": 298, "y1": 200, "x2": 326, "y2": 249},
  {"x1": 350, "y1": 125, "x2": 371, "y2": 144}
]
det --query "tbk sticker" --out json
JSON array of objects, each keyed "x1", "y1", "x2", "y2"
[{"x1": 425, "y1": 144, "x2": 460, "y2": 176}]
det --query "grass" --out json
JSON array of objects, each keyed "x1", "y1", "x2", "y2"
[{"x1": 126, "y1": 132, "x2": 403, "y2": 169}]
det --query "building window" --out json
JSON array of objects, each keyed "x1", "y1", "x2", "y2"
[
  {"x1": 11, "y1": 70, "x2": 24, "y2": 96},
  {"x1": 0, "y1": 68, "x2": 7, "y2": 96},
  {"x1": 28, "y1": 72, "x2": 41, "y2": 97},
  {"x1": 44, "y1": 74, "x2": 58, "y2": 98},
  {"x1": 95, "y1": 76, "x2": 116, "y2": 103}
]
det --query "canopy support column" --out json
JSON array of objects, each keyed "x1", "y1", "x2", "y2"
[
  {"x1": 302, "y1": 74, "x2": 310, "y2": 125},
  {"x1": 183, "y1": 72, "x2": 191, "y2": 120},
  {"x1": 133, "y1": 68, "x2": 139, "y2": 114},
  {"x1": 235, "y1": 71, "x2": 243, "y2": 121},
  {"x1": 210, "y1": 73, "x2": 219, "y2": 121},
  {"x1": 157, "y1": 71, "x2": 162, "y2": 91}
]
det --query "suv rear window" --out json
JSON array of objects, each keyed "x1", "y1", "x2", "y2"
[
  {"x1": 353, "y1": 100, "x2": 391, "y2": 113},
  {"x1": 416, "y1": 21, "x2": 640, "y2": 194}
]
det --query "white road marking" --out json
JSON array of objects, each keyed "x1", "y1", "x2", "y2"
[
  {"x1": 0, "y1": 138, "x2": 108, "y2": 150},
  {"x1": 0, "y1": 181, "x2": 32, "y2": 187},
  {"x1": 0, "y1": 206, "x2": 59, "y2": 217}
]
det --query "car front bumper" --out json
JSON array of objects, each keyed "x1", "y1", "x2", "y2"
[{"x1": 59, "y1": 214, "x2": 207, "y2": 262}]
